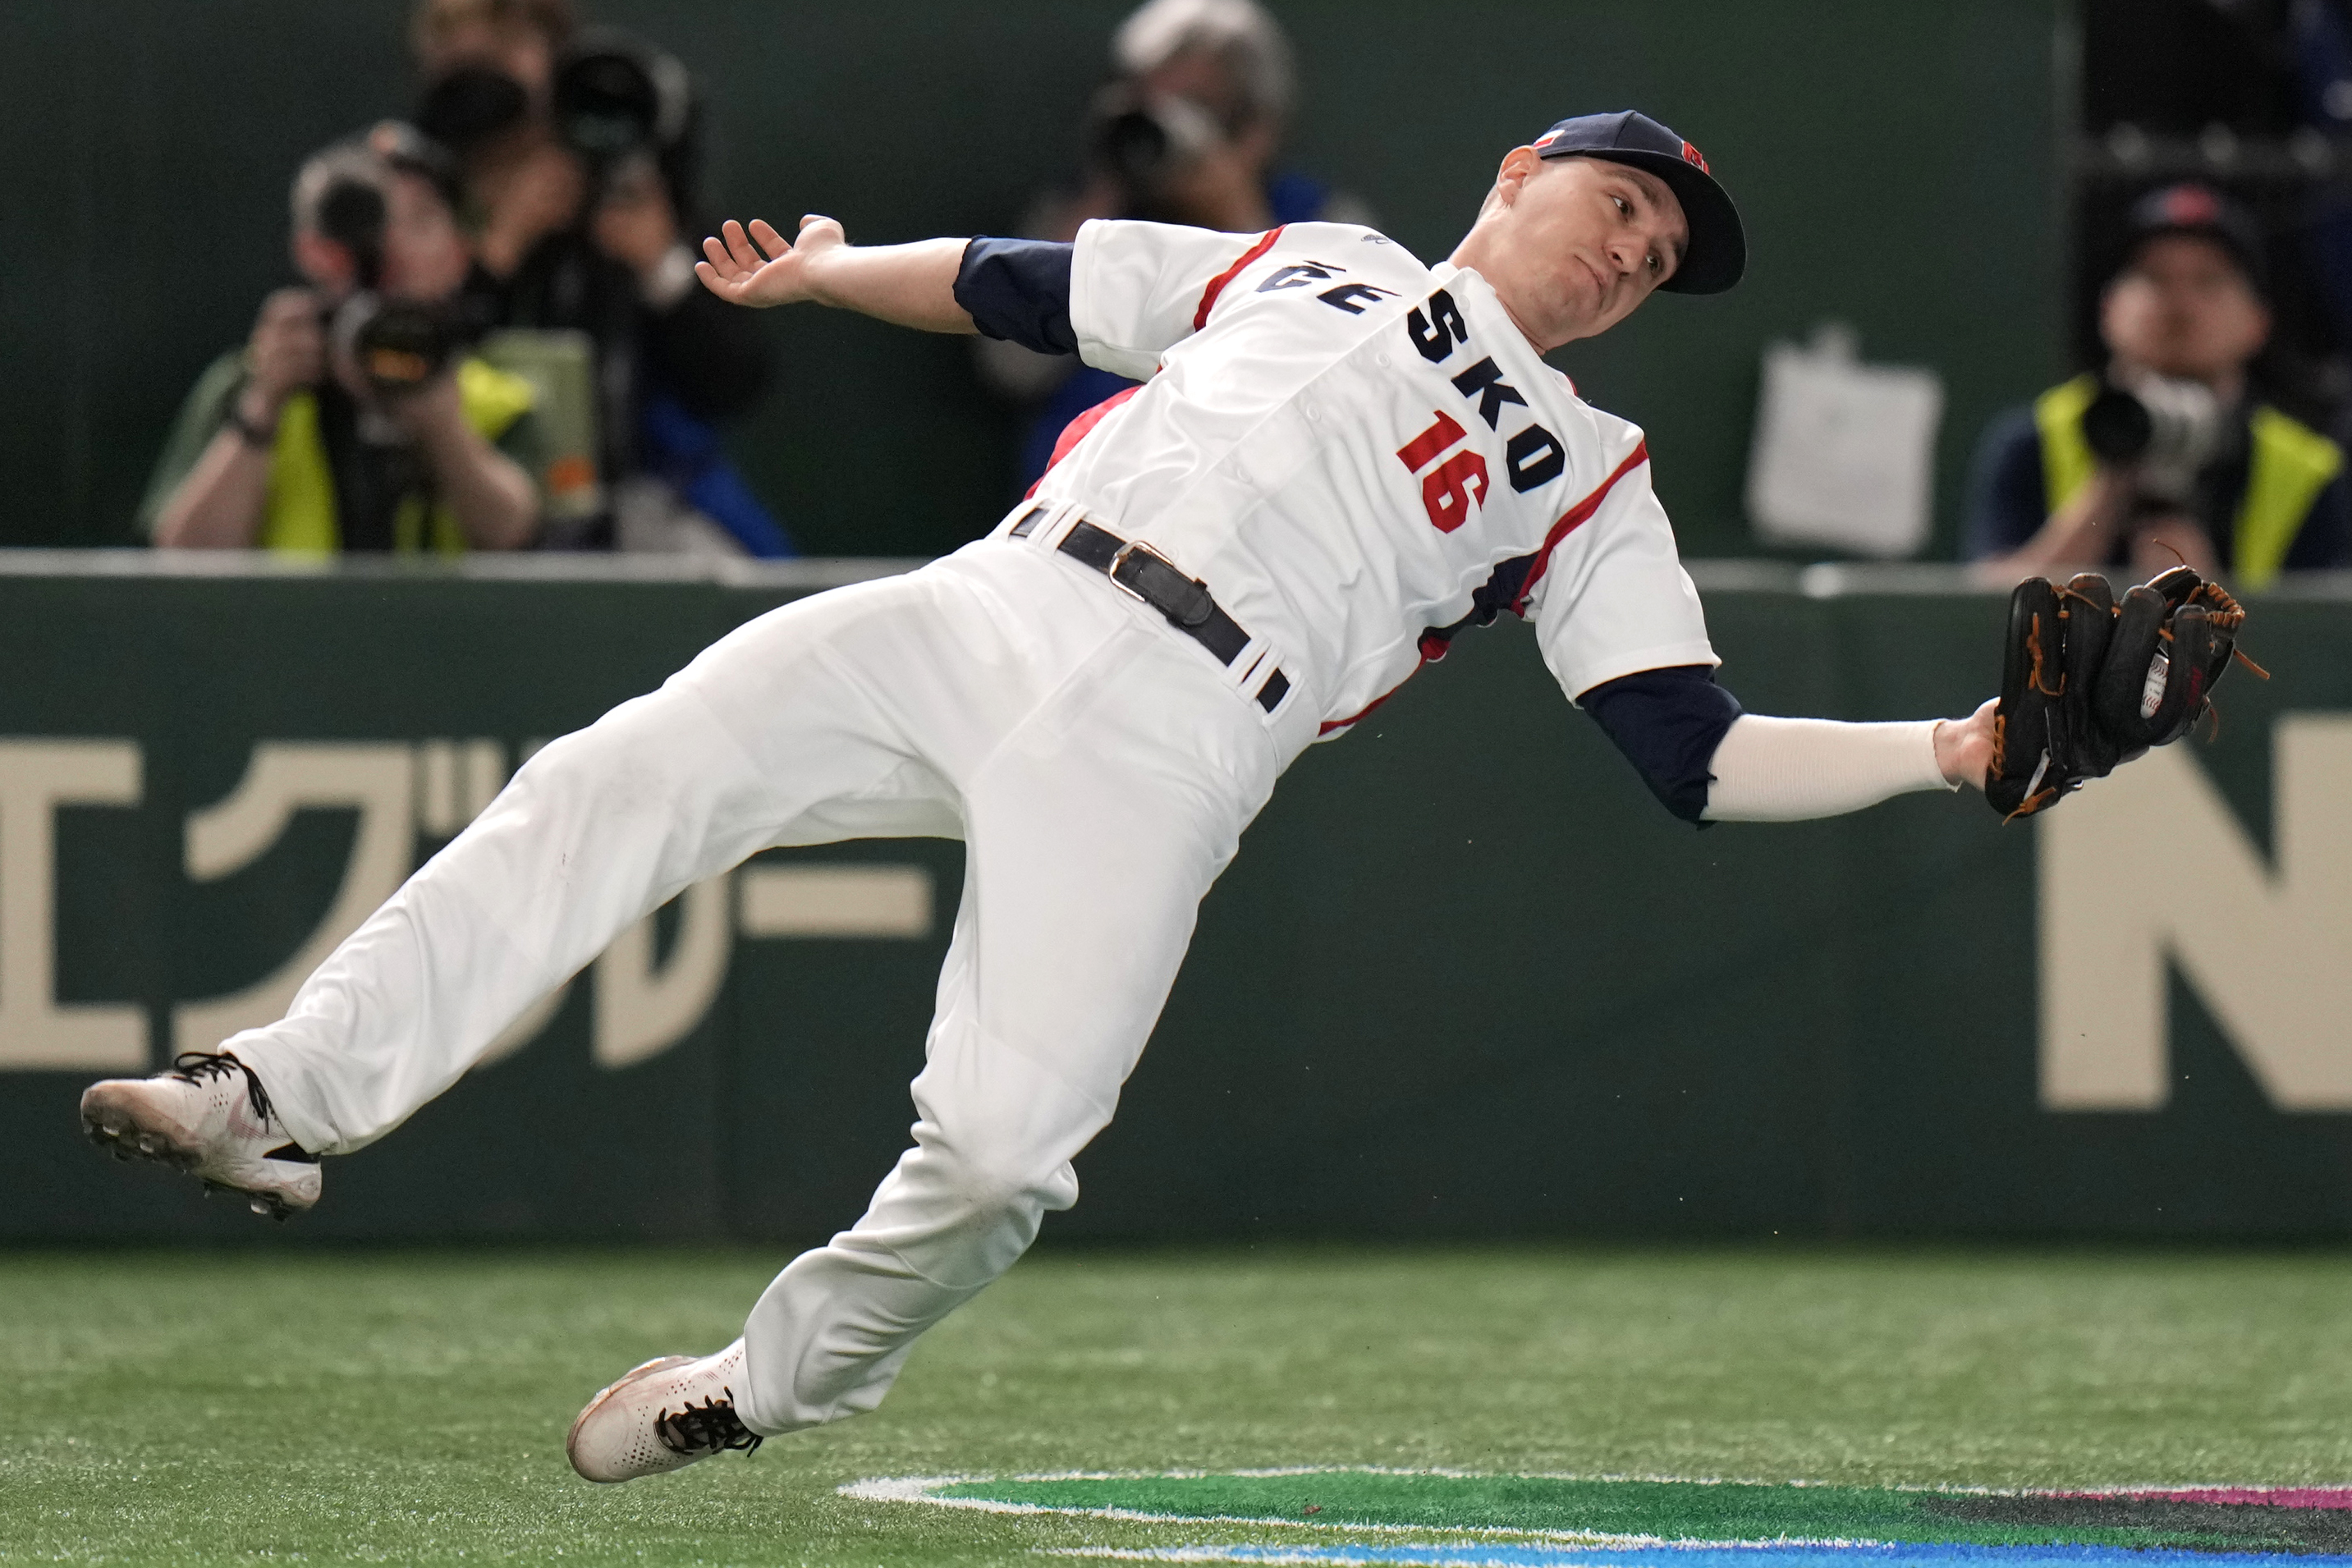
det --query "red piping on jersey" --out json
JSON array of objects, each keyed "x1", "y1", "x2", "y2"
[
  {"x1": 1318, "y1": 442, "x2": 1652, "y2": 736},
  {"x1": 1024, "y1": 385, "x2": 1144, "y2": 500},
  {"x1": 1318, "y1": 653, "x2": 1428, "y2": 736},
  {"x1": 1193, "y1": 227, "x2": 1286, "y2": 331},
  {"x1": 1022, "y1": 230, "x2": 1283, "y2": 501},
  {"x1": 1509, "y1": 440, "x2": 1650, "y2": 615}
]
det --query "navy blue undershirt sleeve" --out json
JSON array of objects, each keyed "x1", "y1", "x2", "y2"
[
  {"x1": 1962, "y1": 406, "x2": 2047, "y2": 561},
  {"x1": 1579, "y1": 664, "x2": 1744, "y2": 827},
  {"x1": 954, "y1": 237, "x2": 1078, "y2": 356}
]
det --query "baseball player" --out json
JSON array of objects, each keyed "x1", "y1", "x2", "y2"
[{"x1": 84, "y1": 111, "x2": 2036, "y2": 1480}]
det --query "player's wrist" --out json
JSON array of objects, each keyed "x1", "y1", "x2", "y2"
[
  {"x1": 1931, "y1": 718, "x2": 1974, "y2": 791},
  {"x1": 796, "y1": 244, "x2": 852, "y2": 309}
]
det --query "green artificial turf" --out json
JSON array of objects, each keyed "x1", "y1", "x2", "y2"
[{"x1": 2, "y1": 1245, "x2": 2350, "y2": 1566}]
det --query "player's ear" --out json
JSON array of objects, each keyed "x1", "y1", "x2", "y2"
[{"x1": 1491, "y1": 145, "x2": 1543, "y2": 211}]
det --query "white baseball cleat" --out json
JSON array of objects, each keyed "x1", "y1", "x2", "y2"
[
  {"x1": 567, "y1": 1340, "x2": 765, "y2": 1483},
  {"x1": 79, "y1": 1052, "x2": 322, "y2": 1221}
]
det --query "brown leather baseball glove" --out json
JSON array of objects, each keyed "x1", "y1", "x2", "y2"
[{"x1": 1987, "y1": 565, "x2": 2262, "y2": 820}]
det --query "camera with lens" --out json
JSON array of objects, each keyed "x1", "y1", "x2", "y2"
[
  {"x1": 553, "y1": 29, "x2": 694, "y2": 187},
  {"x1": 2079, "y1": 372, "x2": 2226, "y2": 509},
  {"x1": 415, "y1": 27, "x2": 696, "y2": 213},
  {"x1": 333, "y1": 296, "x2": 467, "y2": 398},
  {"x1": 414, "y1": 60, "x2": 532, "y2": 158},
  {"x1": 309, "y1": 172, "x2": 471, "y2": 399},
  {"x1": 1084, "y1": 83, "x2": 1225, "y2": 221}
]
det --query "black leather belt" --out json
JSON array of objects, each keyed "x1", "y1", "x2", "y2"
[{"x1": 1012, "y1": 508, "x2": 1289, "y2": 713}]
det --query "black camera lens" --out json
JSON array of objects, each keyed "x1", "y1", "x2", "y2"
[
  {"x1": 2082, "y1": 386, "x2": 2154, "y2": 466},
  {"x1": 1097, "y1": 108, "x2": 1172, "y2": 189},
  {"x1": 314, "y1": 178, "x2": 388, "y2": 290},
  {"x1": 415, "y1": 66, "x2": 530, "y2": 154},
  {"x1": 337, "y1": 296, "x2": 461, "y2": 397},
  {"x1": 1084, "y1": 86, "x2": 1219, "y2": 218},
  {"x1": 556, "y1": 49, "x2": 662, "y2": 159}
]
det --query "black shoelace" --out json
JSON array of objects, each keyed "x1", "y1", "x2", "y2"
[
  {"x1": 653, "y1": 1390, "x2": 763, "y2": 1459},
  {"x1": 167, "y1": 1052, "x2": 317, "y2": 1167},
  {"x1": 172, "y1": 1052, "x2": 278, "y2": 1123}
]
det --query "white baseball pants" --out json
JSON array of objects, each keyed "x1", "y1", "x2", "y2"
[{"x1": 224, "y1": 535, "x2": 1300, "y2": 1433}]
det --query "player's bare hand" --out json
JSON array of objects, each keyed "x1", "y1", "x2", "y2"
[
  {"x1": 695, "y1": 216, "x2": 842, "y2": 309},
  {"x1": 1935, "y1": 697, "x2": 1997, "y2": 791}
]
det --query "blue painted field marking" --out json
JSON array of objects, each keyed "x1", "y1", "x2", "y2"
[
  {"x1": 851, "y1": 1473, "x2": 2352, "y2": 1564},
  {"x1": 1052, "y1": 1547, "x2": 2352, "y2": 1567}
]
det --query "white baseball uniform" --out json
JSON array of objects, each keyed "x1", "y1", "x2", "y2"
[
  {"x1": 1046, "y1": 218, "x2": 1714, "y2": 732},
  {"x1": 222, "y1": 218, "x2": 1947, "y2": 1436}
]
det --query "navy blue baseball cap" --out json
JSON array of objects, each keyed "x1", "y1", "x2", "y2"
[
  {"x1": 1532, "y1": 110, "x2": 1745, "y2": 295},
  {"x1": 2117, "y1": 182, "x2": 2267, "y2": 296}
]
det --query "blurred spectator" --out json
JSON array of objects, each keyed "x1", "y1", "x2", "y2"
[
  {"x1": 2290, "y1": 1, "x2": 2352, "y2": 363},
  {"x1": 141, "y1": 126, "x2": 540, "y2": 554},
  {"x1": 976, "y1": 0, "x2": 1370, "y2": 491},
  {"x1": 1966, "y1": 182, "x2": 2350, "y2": 587},
  {"x1": 410, "y1": 0, "x2": 788, "y2": 555}
]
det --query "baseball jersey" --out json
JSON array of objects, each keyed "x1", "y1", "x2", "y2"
[{"x1": 1016, "y1": 218, "x2": 1717, "y2": 738}]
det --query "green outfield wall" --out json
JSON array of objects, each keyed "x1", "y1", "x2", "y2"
[
  {"x1": 0, "y1": 0, "x2": 2059, "y2": 559},
  {"x1": 4, "y1": 554, "x2": 2350, "y2": 1243}
]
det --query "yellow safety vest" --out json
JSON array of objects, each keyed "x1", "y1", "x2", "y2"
[
  {"x1": 260, "y1": 358, "x2": 536, "y2": 556},
  {"x1": 2033, "y1": 373, "x2": 2341, "y2": 590}
]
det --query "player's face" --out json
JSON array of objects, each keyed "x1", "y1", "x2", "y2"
[{"x1": 1460, "y1": 153, "x2": 1686, "y2": 351}]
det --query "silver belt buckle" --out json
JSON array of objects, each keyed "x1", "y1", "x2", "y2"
[{"x1": 1106, "y1": 537, "x2": 1176, "y2": 604}]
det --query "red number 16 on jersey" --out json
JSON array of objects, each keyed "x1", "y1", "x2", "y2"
[{"x1": 1396, "y1": 410, "x2": 1490, "y2": 533}]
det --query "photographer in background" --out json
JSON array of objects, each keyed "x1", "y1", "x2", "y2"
[
  {"x1": 141, "y1": 126, "x2": 539, "y2": 553},
  {"x1": 977, "y1": 0, "x2": 1370, "y2": 492},
  {"x1": 1967, "y1": 183, "x2": 2350, "y2": 587},
  {"x1": 411, "y1": 0, "x2": 786, "y2": 555}
]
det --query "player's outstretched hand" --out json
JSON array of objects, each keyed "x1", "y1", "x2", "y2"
[
  {"x1": 1935, "y1": 698, "x2": 1997, "y2": 792},
  {"x1": 695, "y1": 216, "x2": 844, "y2": 309}
]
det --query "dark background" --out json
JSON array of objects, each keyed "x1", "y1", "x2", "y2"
[{"x1": 0, "y1": 1, "x2": 2063, "y2": 560}]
